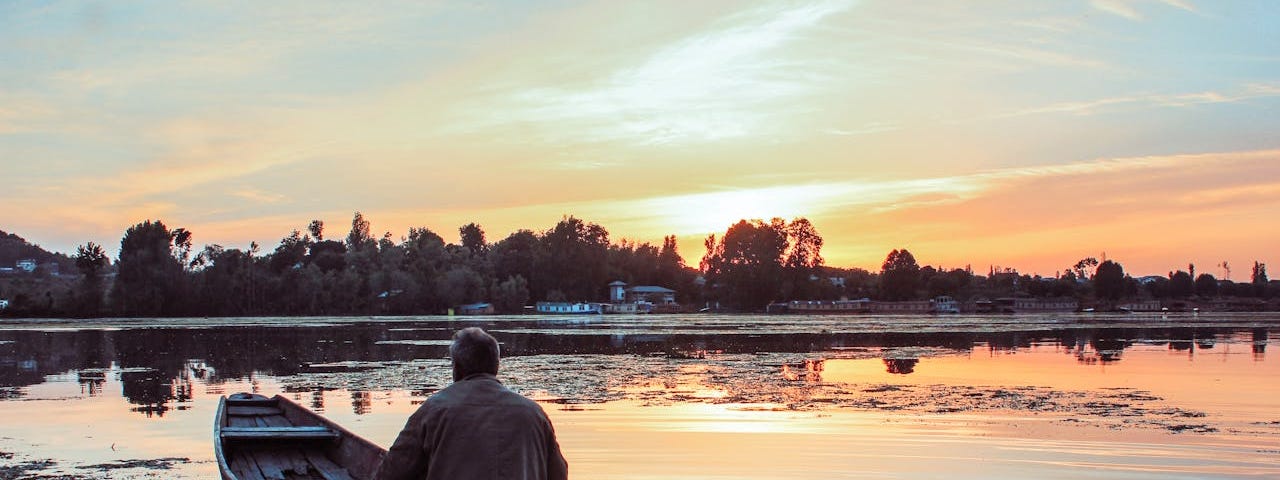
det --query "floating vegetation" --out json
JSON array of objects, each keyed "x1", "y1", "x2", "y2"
[{"x1": 77, "y1": 457, "x2": 190, "y2": 471}]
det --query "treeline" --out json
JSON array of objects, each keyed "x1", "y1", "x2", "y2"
[
  {"x1": 815, "y1": 251, "x2": 1278, "y2": 308},
  {"x1": 6, "y1": 213, "x2": 699, "y2": 317},
  {"x1": 1, "y1": 214, "x2": 1276, "y2": 317}
]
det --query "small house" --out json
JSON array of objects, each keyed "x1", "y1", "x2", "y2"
[{"x1": 626, "y1": 286, "x2": 677, "y2": 305}]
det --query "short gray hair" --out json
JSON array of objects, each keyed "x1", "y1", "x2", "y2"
[{"x1": 449, "y1": 327, "x2": 500, "y2": 377}]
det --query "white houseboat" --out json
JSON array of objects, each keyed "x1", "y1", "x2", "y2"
[{"x1": 535, "y1": 302, "x2": 603, "y2": 314}]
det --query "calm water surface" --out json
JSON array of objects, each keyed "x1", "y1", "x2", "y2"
[{"x1": 1, "y1": 313, "x2": 1278, "y2": 479}]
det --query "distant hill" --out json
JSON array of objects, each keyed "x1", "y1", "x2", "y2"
[{"x1": 0, "y1": 230, "x2": 75, "y2": 272}]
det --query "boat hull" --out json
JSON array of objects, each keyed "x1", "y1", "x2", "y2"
[{"x1": 215, "y1": 393, "x2": 387, "y2": 480}]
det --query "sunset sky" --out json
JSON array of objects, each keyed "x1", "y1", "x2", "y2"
[{"x1": 3, "y1": 1, "x2": 1278, "y2": 277}]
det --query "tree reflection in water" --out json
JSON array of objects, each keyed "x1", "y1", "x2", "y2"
[
  {"x1": 1255, "y1": 328, "x2": 1268, "y2": 361},
  {"x1": 351, "y1": 390, "x2": 373, "y2": 415},
  {"x1": 883, "y1": 358, "x2": 918, "y2": 375},
  {"x1": 0, "y1": 320, "x2": 1271, "y2": 416}
]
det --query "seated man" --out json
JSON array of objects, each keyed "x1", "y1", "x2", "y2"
[{"x1": 374, "y1": 327, "x2": 568, "y2": 480}]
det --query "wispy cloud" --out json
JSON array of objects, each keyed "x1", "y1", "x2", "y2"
[
  {"x1": 987, "y1": 82, "x2": 1280, "y2": 119},
  {"x1": 233, "y1": 189, "x2": 288, "y2": 204},
  {"x1": 473, "y1": 0, "x2": 858, "y2": 146},
  {"x1": 823, "y1": 122, "x2": 901, "y2": 136},
  {"x1": 1091, "y1": 0, "x2": 1198, "y2": 20},
  {"x1": 1092, "y1": 0, "x2": 1143, "y2": 20}
]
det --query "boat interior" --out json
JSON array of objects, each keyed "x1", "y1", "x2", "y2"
[{"x1": 216, "y1": 395, "x2": 378, "y2": 480}]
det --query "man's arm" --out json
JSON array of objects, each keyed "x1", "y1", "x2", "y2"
[
  {"x1": 545, "y1": 415, "x2": 568, "y2": 480},
  {"x1": 373, "y1": 407, "x2": 431, "y2": 480}
]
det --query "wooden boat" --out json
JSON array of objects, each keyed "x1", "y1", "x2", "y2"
[{"x1": 214, "y1": 393, "x2": 386, "y2": 480}]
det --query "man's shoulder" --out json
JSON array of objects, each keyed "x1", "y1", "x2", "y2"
[{"x1": 428, "y1": 376, "x2": 545, "y2": 410}]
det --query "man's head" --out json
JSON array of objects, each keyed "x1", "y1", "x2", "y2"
[{"x1": 450, "y1": 327, "x2": 500, "y2": 381}]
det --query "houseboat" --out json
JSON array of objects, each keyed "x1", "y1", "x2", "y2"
[
  {"x1": 787, "y1": 298, "x2": 872, "y2": 314},
  {"x1": 535, "y1": 302, "x2": 603, "y2": 314},
  {"x1": 931, "y1": 296, "x2": 961, "y2": 314}
]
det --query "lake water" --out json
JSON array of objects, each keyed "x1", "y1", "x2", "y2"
[{"x1": 1, "y1": 313, "x2": 1278, "y2": 479}]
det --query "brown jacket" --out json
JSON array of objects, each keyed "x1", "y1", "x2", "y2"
[{"x1": 373, "y1": 374, "x2": 568, "y2": 480}]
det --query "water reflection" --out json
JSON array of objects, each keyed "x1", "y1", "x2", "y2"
[
  {"x1": 884, "y1": 358, "x2": 918, "y2": 374},
  {"x1": 781, "y1": 359, "x2": 824, "y2": 381},
  {"x1": 1255, "y1": 328, "x2": 1268, "y2": 360},
  {"x1": 0, "y1": 317, "x2": 1274, "y2": 416},
  {"x1": 77, "y1": 370, "x2": 105, "y2": 396}
]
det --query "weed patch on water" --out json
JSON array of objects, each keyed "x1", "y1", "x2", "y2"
[
  {"x1": 77, "y1": 457, "x2": 189, "y2": 471},
  {"x1": 265, "y1": 350, "x2": 1244, "y2": 436}
]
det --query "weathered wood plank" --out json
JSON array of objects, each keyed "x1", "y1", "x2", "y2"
[
  {"x1": 260, "y1": 415, "x2": 292, "y2": 428},
  {"x1": 228, "y1": 406, "x2": 285, "y2": 417},
  {"x1": 250, "y1": 450, "x2": 288, "y2": 480},
  {"x1": 221, "y1": 426, "x2": 339, "y2": 442},
  {"x1": 304, "y1": 451, "x2": 355, "y2": 480},
  {"x1": 230, "y1": 453, "x2": 267, "y2": 480},
  {"x1": 230, "y1": 416, "x2": 258, "y2": 428},
  {"x1": 226, "y1": 397, "x2": 277, "y2": 407},
  {"x1": 284, "y1": 449, "x2": 312, "y2": 476}
]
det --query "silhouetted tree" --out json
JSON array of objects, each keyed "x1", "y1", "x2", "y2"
[
  {"x1": 346, "y1": 211, "x2": 374, "y2": 252},
  {"x1": 490, "y1": 230, "x2": 539, "y2": 298},
  {"x1": 172, "y1": 228, "x2": 194, "y2": 269},
  {"x1": 269, "y1": 230, "x2": 311, "y2": 273},
  {"x1": 879, "y1": 249, "x2": 920, "y2": 301},
  {"x1": 72, "y1": 242, "x2": 109, "y2": 316},
  {"x1": 308, "y1": 220, "x2": 324, "y2": 241},
  {"x1": 1169, "y1": 270, "x2": 1194, "y2": 298},
  {"x1": 535, "y1": 216, "x2": 610, "y2": 302},
  {"x1": 111, "y1": 220, "x2": 188, "y2": 316},
  {"x1": 701, "y1": 219, "x2": 789, "y2": 310},
  {"x1": 783, "y1": 218, "x2": 824, "y2": 299},
  {"x1": 1144, "y1": 276, "x2": 1171, "y2": 299},
  {"x1": 459, "y1": 223, "x2": 488, "y2": 257},
  {"x1": 1094, "y1": 260, "x2": 1126, "y2": 300},
  {"x1": 1195, "y1": 273, "x2": 1218, "y2": 297},
  {"x1": 1253, "y1": 261, "x2": 1269, "y2": 297},
  {"x1": 309, "y1": 240, "x2": 347, "y2": 273},
  {"x1": 1072, "y1": 257, "x2": 1099, "y2": 280}
]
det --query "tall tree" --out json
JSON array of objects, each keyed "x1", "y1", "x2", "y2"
[
  {"x1": 535, "y1": 216, "x2": 610, "y2": 302},
  {"x1": 880, "y1": 249, "x2": 920, "y2": 301},
  {"x1": 269, "y1": 230, "x2": 311, "y2": 273},
  {"x1": 1071, "y1": 257, "x2": 1099, "y2": 280},
  {"x1": 1194, "y1": 273, "x2": 1218, "y2": 297},
  {"x1": 783, "y1": 218, "x2": 824, "y2": 299},
  {"x1": 1253, "y1": 261, "x2": 1269, "y2": 297},
  {"x1": 346, "y1": 212, "x2": 374, "y2": 252},
  {"x1": 1168, "y1": 270, "x2": 1194, "y2": 298},
  {"x1": 344, "y1": 212, "x2": 378, "y2": 280},
  {"x1": 490, "y1": 230, "x2": 540, "y2": 298},
  {"x1": 72, "y1": 242, "x2": 109, "y2": 316},
  {"x1": 700, "y1": 218, "x2": 790, "y2": 310},
  {"x1": 111, "y1": 220, "x2": 188, "y2": 316},
  {"x1": 1094, "y1": 260, "x2": 1126, "y2": 300},
  {"x1": 459, "y1": 223, "x2": 488, "y2": 257},
  {"x1": 308, "y1": 220, "x2": 325, "y2": 241}
]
